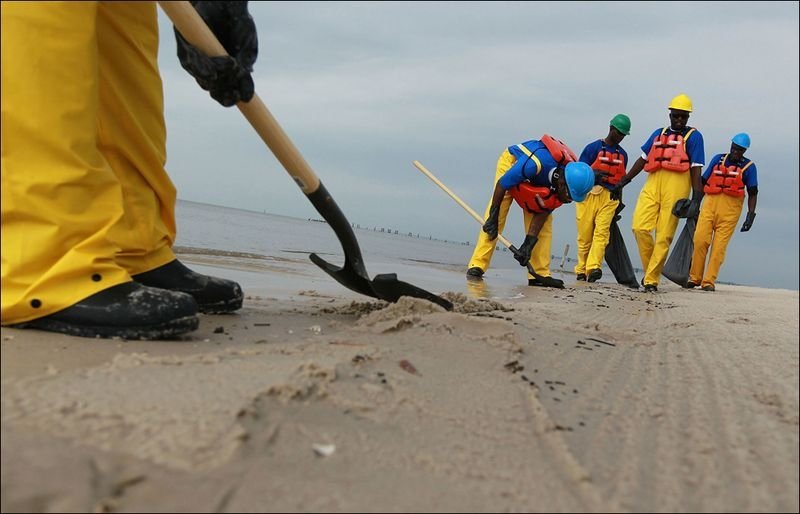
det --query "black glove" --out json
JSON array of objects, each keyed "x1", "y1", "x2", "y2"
[
  {"x1": 741, "y1": 211, "x2": 756, "y2": 232},
  {"x1": 513, "y1": 235, "x2": 538, "y2": 266},
  {"x1": 686, "y1": 197, "x2": 702, "y2": 220},
  {"x1": 593, "y1": 170, "x2": 609, "y2": 185},
  {"x1": 482, "y1": 204, "x2": 501, "y2": 241},
  {"x1": 175, "y1": 1, "x2": 258, "y2": 107},
  {"x1": 613, "y1": 202, "x2": 625, "y2": 223},
  {"x1": 609, "y1": 177, "x2": 628, "y2": 201},
  {"x1": 672, "y1": 198, "x2": 692, "y2": 218}
]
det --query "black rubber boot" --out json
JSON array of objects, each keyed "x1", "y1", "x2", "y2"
[
  {"x1": 685, "y1": 281, "x2": 699, "y2": 289},
  {"x1": 576, "y1": 273, "x2": 587, "y2": 281},
  {"x1": 132, "y1": 259, "x2": 243, "y2": 313},
  {"x1": 587, "y1": 269, "x2": 602, "y2": 282},
  {"x1": 644, "y1": 284, "x2": 658, "y2": 293},
  {"x1": 11, "y1": 282, "x2": 198, "y2": 340},
  {"x1": 528, "y1": 276, "x2": 565, "y2": 289},
  {"x1": 466, "y1": 267, "x2": 485, "y2": 279}
]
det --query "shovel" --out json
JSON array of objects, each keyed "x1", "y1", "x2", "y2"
[
  {"x1": 160, "y1": 2, "x2": 452, "y2": 311},
  {"x1": 412, "y1": 160, "x2": 558, "y2": 284}
]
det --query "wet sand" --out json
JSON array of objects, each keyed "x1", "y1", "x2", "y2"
[{"x1": 2, "y1": 253, "x2": 798, "y2": 513}]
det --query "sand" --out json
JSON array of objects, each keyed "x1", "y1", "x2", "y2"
[{"x1": 2, "y1": 257, "x2": 798, "y2": 513}]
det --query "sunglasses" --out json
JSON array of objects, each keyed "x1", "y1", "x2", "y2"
[{"x1": 669, "y1": 111, "x2": 690, "y2": 120}]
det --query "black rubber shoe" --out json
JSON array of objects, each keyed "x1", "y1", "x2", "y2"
[
  {"x1": 684, "y1": 281, "x2": 699, "y2": 289},
  {"x1": 644, "y1": 284, "x2": 658, "y2": 293},
  {"x1": 466, "y1": 267, "x2": 485, "y2": 279},
  {"x1": 701, "y1": 284, "x2": 715, "y2": 292},
  {"x1": 587, "y1": 269, "x2": 602, "y2": 283},
  {"x1": 576, "y1": 273, "x2": 587, "y2": 281},
  {"x1": 133, "y1": 259, "x2": 243, "y2": 313},
  {"x1": 11, "y1": 282, "x2": 198, "y2": 340},
  {"x1": 528, "y1": 276, "x2": 565, "y2": 289}
]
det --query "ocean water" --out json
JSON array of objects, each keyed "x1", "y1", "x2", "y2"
[{"x1": 173, "y1": 200, "x2": 576, "y2": 301}]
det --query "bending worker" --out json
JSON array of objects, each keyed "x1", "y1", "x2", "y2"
[
  {"x1": 470, "y1": 135, "x2": 595, "y2": 287},
  {"x1": 609, "y1": 94, "x2": 705, "y2": 292},
  {"x1": 687, "y1": 133, "x2": 758, "y2": 291},
  {"x1": 1, "y1": 2, "x2": 256, "y2": 339},
  {"x1": 574, "y1": 114, "x2": 631, "y2": 282}
]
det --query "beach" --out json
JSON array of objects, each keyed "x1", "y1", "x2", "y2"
[{"x1": 2, "y1": 203, "x2": 798, "y2": 513}]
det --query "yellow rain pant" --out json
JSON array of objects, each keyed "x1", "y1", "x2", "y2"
[
  {"x1": 689, "y1": 193, "x2": 743, "y2": 288},
  {"x1": 468, "y1": 150, "x2": 553, "y2": 278},
  {"x1": 575, "y1": 187, "x2": 619, "y2": 275},
  {"x1": 631, "y1": 170, "x2": 691, "y2": 286},
  {"x1": 1, "y1": 2, "x2": 177, "y2": 324}
]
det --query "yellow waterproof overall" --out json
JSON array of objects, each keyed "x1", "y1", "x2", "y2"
[
  {"x1": 688, "y1": 194, "x2": 743, "y2": 288},
  {"x1": 631, "y1": 170, "x2": 692, "y2": 286},
  {"x1": 574, "y1": 186, "x2": 619, "y2": 275},
  {"x1": 1, "y1": 2, "x2": 177, "y2": 324},
  {"x1": 468, "y1": 149, "x2": 554, "y2": 278}
]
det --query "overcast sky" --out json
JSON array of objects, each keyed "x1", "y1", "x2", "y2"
[{"x1": 156, "y1": 1, "x2": 799, "y2": 290}]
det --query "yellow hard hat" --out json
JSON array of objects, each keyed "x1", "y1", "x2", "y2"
[{"x1": 668, "y1": 93, "x2": 693, "y2": 112}]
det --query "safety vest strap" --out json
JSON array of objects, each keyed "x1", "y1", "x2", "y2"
[{"x1": 516, "y1": 144, "x2": 543, "y2": 175}]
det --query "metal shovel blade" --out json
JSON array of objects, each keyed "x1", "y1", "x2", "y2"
[{"x1": 308, "y1": 185, "x2": 453, "y2": 311}]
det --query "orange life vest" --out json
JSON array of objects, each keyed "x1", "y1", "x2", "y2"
[
  {"x1": 703, "y1": 154, "x2": 751, "y2": 198},
  {"x1": 509, "y1": 183, "x2": 563, "y2": 214},
  {"x1": 590, "y1": 145, "x2": 626, "y2": 185},
  {"x1": 644, "y1": 127, "x2": 696, "y2": 173},
  {"x1": 541, "y1": 134, "x2": 577, "y2": 166}
]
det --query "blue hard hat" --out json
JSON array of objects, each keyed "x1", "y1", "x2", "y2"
[
  {"x1": 564, "y1": 161, "x2": 595, "y2": 202},
  {"x1": 731, "y1": 133, "x2": 751, "y2": 149}
]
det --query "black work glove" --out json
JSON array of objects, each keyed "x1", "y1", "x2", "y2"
[
  {"x1": 613, "y1": 202, "x2": 625, "y2": 223},
  {"x1": 672, "y1": 198, "x2": 692, "y2": 218},
  {"x1": 482, "y1": 204, "x2": 501, "y2": 241},
  {"x1": 175, "y1": 1, "x2": 258, "y2": 107},
  {"x1": 513, "y1": 235, "x2": 538, "y2": 266},
  {"x1": 609, "y1": 177, "x2": 629, "y2": 201},
  {"x1": 686, "y1": 197, "x2": 702, "y2": 220},
  {"x1": 593, "y1": 170, "x2": 609, "y2": 185},
  {"x1": 740, "y1": 211, "x2": 756, "y2": 232}
]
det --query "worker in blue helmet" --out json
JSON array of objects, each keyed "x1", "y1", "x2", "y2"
[
  {"x1": 467, "y1": 135, "x2": 596, "y2": 288},
  {"x1": 685, "y1": 133, "x2": 758, "y2": 291}
]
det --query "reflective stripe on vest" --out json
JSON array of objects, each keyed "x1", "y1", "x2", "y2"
[
  {"x1": 515, "y1": 144, "x2": 543, "y2": 175},
  {"x1": 590, "y1": 146, "x2": 626, "y2": 185},
  {"x1": 704, "y1": 154, "x2": 751, "y2": 198},
  {"x1": 509, "y1": 183, "x2": 563, "y2": 213},
  {"x1": 644, "y1": 127, "x2": 696, "y2": 173}
]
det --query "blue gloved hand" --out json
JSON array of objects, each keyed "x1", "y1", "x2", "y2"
[
  {"x1": 513, "y1": 235, "x2": 538, "y2": 266},
  {"x1": 740, "y1": 211, "x2": 756, "y2": 232},
  {"x1": 175, "y1": 1, "x2": 258, "y2": 107},
  {"x1": 482, "y1": 204, "x2": 501, "y2": 241}
]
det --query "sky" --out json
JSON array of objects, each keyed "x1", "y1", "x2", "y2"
[{"x1": 156, "y1": 1, "x2": 799, "y2": 290}]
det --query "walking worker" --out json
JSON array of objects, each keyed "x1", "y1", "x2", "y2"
[
  {"x1": 609, "y1": 94, "x2": 705, "y2": 292},
  {"x1": 574, "y1": 114, "x2": 631, "y2": 282},
  {"x1": 1, "y1": 2, "x2": 257, "y2": 339},
  {"x1": 468, "y1": 135, "x2": 595, "y2": 287},
  {"x1": 687, "y1": 133, "x2": 758, "y2": 291}
]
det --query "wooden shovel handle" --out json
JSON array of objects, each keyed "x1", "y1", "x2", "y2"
[{"x1": 158, "y1": 1, "x2": 321, "y2": 193}]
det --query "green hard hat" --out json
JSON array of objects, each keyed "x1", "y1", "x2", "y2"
[{"x1": 610, "y1": 114, "x2": 631, "y2": 135}]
